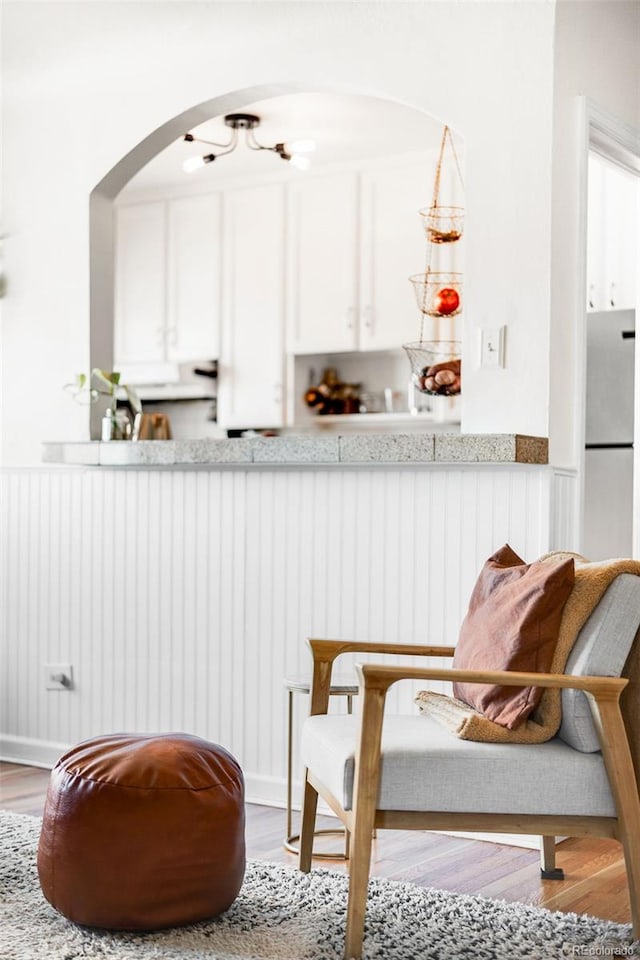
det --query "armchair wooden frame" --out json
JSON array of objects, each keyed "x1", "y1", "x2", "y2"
[{"x1": 298, "y1": 639, "x2": 640, "y2": 960}]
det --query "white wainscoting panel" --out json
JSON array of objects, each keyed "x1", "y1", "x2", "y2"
[
  {"x1": 1, "y1": 464, "x2": 554, "y2": 806},
  {"x1": 550, "y1": 468, "x2": 580, "y2": 554}
]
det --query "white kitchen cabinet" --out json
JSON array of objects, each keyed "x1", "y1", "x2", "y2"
[
  {"x1": 167, "y1": 195, "x2": 221, "y2": 361},
  {"x1": 287, "y1": 160, "x2": 430, "y2": 354},
  {"x1": 287, "y1": 173, "x2": 359, "y2": 354},
  {"x1": 115, "y1": 202, "x2": 166, "y2": 365},
  {"x1": 114, "y1": 154, "x2": 434, "y2": 421},
  {"x1": 359, "y1": 161, "x2": 431, "y2": 350},
  {"x1": 587, "y1": 155, "x2": 639, "y2": 313},
  {"x1": 217, "y1": 183, "x2": 285, "y2": 429},
  {"x1": 115, "y1": 195, "x2": 221, "y2": 368}
]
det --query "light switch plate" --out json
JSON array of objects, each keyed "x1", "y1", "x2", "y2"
[{"x1": 479, "y1": 326, "x2": 505, "y2": 368}]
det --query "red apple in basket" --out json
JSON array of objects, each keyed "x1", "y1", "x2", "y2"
[{"x1": 433, "y1": 287, "x2": 460, "y2": 316}]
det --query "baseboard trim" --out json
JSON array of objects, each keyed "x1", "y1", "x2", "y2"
[
  {"x1": 244, "y1": 773, "x2": 289, "y2": 809},
  {"x1": 434, "y1": 830, "x2": 551, "y2": 850},
  {"x1": 0, "y1": 734, "x2": 70, "y2": 769}
]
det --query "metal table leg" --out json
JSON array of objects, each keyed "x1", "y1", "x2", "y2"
[{"x1": 284, "y1": 688, "x2": 350, "y2": 860}]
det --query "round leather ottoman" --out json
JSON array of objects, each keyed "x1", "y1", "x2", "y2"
[{"x1": 37, "y1": 733, "x2": 245, "y2": 930}]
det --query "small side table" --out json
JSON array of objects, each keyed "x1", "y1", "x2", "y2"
[{"x1": 284, "y1": 675, "x2": 359, "y2": 860}]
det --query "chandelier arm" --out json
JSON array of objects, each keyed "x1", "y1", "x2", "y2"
[
  {"x1": 245, "y1": 128, "x2": 278, "y2": 153},
  {"x1": 249, "y1": 130, "x2": 289, "y2": 161},
  {"x1": 183, "y1": 129, "x2": 237, "y2": 150},
  {"x1": 212, "y1": 133, "x2": 241, "y2": 158}
]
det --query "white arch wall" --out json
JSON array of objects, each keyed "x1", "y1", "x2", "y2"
[{"x1": 2, "y1": 1, "x2": 556, "y2": 466}]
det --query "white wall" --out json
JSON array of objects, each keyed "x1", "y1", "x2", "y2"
[
  {"x1": 549, "y1": 0, "x2": 640, "y2": 467},
  {"x1": 1, "y1": 1, "x2": 556, "y2": 465}
]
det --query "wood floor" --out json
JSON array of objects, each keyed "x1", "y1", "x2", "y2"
[{"x1": 0, "y1": 761, "x2": 630, "y2": 927}]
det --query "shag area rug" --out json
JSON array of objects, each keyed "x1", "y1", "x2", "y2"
[{"x1": 0, "y1": 811, "x2": 636, "y2": 960}]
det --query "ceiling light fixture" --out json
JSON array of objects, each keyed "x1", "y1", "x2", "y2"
[{"x1": 182, "y1": 113, "x2": 316, "y2": 173}]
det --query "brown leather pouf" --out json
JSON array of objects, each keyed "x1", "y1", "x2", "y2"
[{"x1": 37, "y1": 732, "x2": 245, "y2": 930}]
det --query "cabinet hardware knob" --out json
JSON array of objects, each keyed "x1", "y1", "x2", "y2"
[
  {"x1": 346, "y1": 307, "x2": 354, "y2": 330},
  {"x1": 588, "y1": 284, "x2": 595, "y2": 310},
  {"x1": 363, "y1": 305, "x2": 373, "y2": 330},
  {"x1": 609, "y1": 283, "x2": 616, "y2": 308}
]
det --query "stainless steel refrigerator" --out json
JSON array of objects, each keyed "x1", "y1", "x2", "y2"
[{"x1": 583, "y1": 309, "x2": 635, "y2": 559}]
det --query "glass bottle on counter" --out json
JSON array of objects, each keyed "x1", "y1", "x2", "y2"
[
  {"x1": 101, "y1": 408, "x2": 116, "y2": 441},
  {"x1": 101, "y1": 406, "x2": 132, "y2": 441}
]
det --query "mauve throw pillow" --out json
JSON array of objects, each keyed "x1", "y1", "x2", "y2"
[{"x1": 452, "y1": 544, "x2": 575, "y2": 729}]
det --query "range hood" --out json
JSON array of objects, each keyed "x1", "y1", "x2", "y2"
[{"x1": 116, "y1": 361, "x2": 217, "y2": 402}]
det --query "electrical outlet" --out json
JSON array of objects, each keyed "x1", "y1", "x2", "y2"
[
  {"x1": 479, "y1": 326, "x2": 506, "y2": 368},
  {"x1": 44, "y1": 663, "x2": 74, "y2": 691}
]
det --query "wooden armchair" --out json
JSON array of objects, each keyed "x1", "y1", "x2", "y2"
[{"x1": 298, "y1": 588, "x2": 640, "y2": 959}]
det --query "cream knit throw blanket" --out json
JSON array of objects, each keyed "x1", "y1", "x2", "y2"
[{"x1": 415, "y1": 553, "x2": 640, "y2": 744}]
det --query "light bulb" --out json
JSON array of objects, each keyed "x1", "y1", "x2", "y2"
[
  {"x1": 288, "y1": 139, "x2": 316, "y2": 154},
  {"x1": 183, "y1": 154, "x2": 215, "y2": 173},
  {"x1": 289, "y1": 153, "x2": 311, "y2": 171},
  {"x1": 183, "y1": 156, "x2": 205, "y2": 173}
]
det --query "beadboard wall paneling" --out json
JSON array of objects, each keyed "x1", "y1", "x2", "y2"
[
  {"x1": 550, "y1": 468, "x2": 580, "y2": 554},
  {"x1": 1, "y1": 465, "x2": 554, "y2": 805}
]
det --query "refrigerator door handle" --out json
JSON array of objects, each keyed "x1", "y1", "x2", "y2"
[{"x1": 585, "y1": 442, "x2": 634, "y2": 450}]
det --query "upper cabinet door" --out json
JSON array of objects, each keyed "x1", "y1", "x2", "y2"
[
  {"x1": 166, "y1": 195, "x2": 221, "y2": 362},
  {"x1": 359, "y1": 162, "x2": 430, "y2": 350},
  {"x1": 218, "y1": 183, "x2": 285, "y2": 429},
  {"x1": 114, "y1": 202, "x2": 166, "y2": 365},
  {"x1": 287, "y1": 173, "x2": 359, "y2": 354},
  {"x1": 603, "y1": 167, "x2": 638, "y2": 313},
  {"x1": 587, "y1": 155, "x2": 639, "y2": 313}
]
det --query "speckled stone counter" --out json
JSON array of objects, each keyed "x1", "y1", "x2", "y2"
[{"x1": 43, "y1": 434, "x2": 548, "y2": 466}]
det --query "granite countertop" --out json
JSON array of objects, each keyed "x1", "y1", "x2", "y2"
[{"x1": 43, "y1": 434, "x2": 549, "y2": 466}]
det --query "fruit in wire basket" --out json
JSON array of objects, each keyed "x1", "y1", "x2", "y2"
[
  {"x1": 433, "y1": 287, "x2": 460, "y2": 316},
  {"x1": 419, "y1": 359, "x2": 461, "y2": 396}
]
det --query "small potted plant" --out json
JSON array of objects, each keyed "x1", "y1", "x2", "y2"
[{"x1": 65, "y1": 369, "x2": 141, "y2": 440}]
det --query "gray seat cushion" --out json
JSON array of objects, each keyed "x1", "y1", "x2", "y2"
[
  {"x1": 301, "y1": 714, "x2": 616, "y2": 817},
  {"x1": 559, "y1": 574, "x2": 640, "y2": 752}
]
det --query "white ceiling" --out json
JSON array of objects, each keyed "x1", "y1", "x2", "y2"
[{"x1": 122, "y1": 92, "x2": 451, "y2": 193}]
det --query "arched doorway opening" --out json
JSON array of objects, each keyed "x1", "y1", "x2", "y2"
[{"x1": 89, "y1": 83, "x2": 461, "y2": 437}]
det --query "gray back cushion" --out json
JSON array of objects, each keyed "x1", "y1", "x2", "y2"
[{"x1": 559, "y1": 574, "x2": 640, "y2": 752}]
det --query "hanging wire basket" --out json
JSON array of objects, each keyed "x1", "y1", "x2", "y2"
[
  {"x1": 403, "y1": 341, "x2": 462, "y2": 396},
  {"x1": 422, "y1": 126, "x2": 464, "y2": 244},
  {"x1": 419, "y1": 205, "x2": 464, "y2": 244},
  {"x1": 409, "y1": 271, "x2": 463, "y2": 318}
]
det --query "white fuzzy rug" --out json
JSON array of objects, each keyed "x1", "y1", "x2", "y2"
[{"x1": 0, "y1": 811, "x2": 636, "y2": 959}]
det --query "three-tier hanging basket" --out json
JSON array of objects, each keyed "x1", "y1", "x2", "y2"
[{"x1": 404, "y1": 125, "x2": 465, "y2": 395}]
